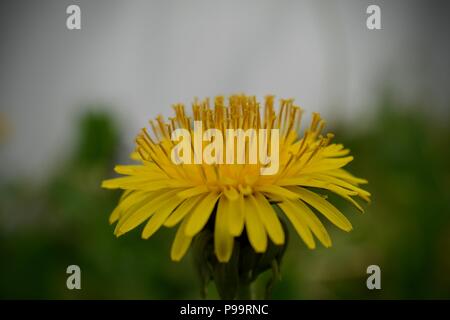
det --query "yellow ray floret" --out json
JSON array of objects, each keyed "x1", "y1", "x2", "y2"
[{"x1": 102, "y1": 94, "x2": 370, "y2": 262}]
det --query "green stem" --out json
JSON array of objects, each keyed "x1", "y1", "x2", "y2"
[{"x1": 237, "y1": 282, "x2": 253, "y2": 300}]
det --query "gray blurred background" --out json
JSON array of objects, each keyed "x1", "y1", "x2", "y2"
[{"x1": 1, "y1": 0, "x2": 449, "y2": 181}]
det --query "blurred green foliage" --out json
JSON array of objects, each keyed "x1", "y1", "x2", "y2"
[{"x1": 1, "y1": 99, "x2": 449, "y2": 299}]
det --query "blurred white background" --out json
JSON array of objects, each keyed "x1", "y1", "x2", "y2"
[{"x1": 1, "y1": 0, "x2": 449, "y2": 180}]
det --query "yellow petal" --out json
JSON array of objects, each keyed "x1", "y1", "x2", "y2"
[
  {"x1": 329, "y1": 168, "x2": 368, "y2": 185},
  {"x1": 301, "y1": 156, "x2": 354, "y2": 174},
  {"x1": 227, "y1": 194, "x2": 245, "y2": 236},
  {"x1": 277, "y1": 177, "x2": 315, "y2": 186},
  {"x1": 325, "y1": 184, "x2": 364, "y2": 213},
  {"x1": 163, "y1": 194, "x2": 204, "y2": 227},
  {"x1": 109, "y1": 206, "x2": 122, "y2": 224},
  {"x1": 320, "y1": 143, "x2": 350, "y2": 157},
  {"x1": 253, "y1": 192, "x2": 285, "y2": 245},
  {"x1": 292, "y1": 187, "x2": 353, "y2": 231},
  {"x1": 244, "y1": 196, "x2": 268, "y2": 253},
  {"x1": 115, "y1": 189, "x2": 177, "y2": 236},
  {"x1": 278, "y1": 201, "x2": 316, "y2": 249},
  {"x1": 214, "y1": 196, "x2": 234, "y2": 262},
  {"x1": 170, "y1": 216, "x2": 193, "y2": 261},
  {"x1": 109, "y1": 191, "x2": 152, "y2": 224},
  {"x1": 101, "y1": 176, "x2": 145, "y2": 187},
  {"x1": 109, "y1": 190, "x2": 133, "y2": 224},
  {"x1": 142, "y1": 196, "x2": 185, "y2": 239},
  {"x1": 289, "y1": 199, "x2": 332, "y2": 247},
  {"x1": 223, "y1": 186, "x2": 239, "y2": 201},
  {"x1": 312, "y1": 173, "x2": 371, "y2": 200},
  {"x1": 177, "y1": 185, "x2": 209, "y2": 199},
  {"x1": 185, "y1": 192, "x2": 221, "y2": 237},
  {"x1": 129, "y1": 151, "x2": 141, "y2": 161},
  {"x1": 279, "y1": 176, "x2": 365, "y2": 213},
  {"x1": 102, "y1": 176, "x2": 170, "y2": 191},
  {"x1": 256, "y1": 185, "x2": 300, "y2": 199},
  {"x1": 114, "y1": 164, "x2": 162, "y2": 175}
]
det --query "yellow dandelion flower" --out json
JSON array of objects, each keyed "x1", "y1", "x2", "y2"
[{"x1": 102, "y1": 94, "x2": 370, "y2": 263}]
